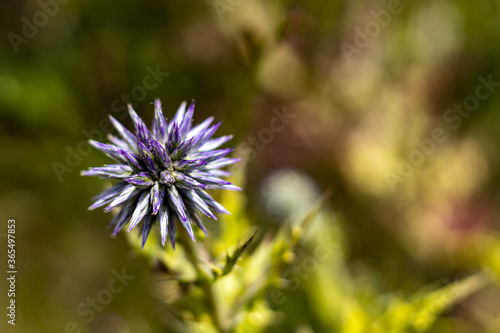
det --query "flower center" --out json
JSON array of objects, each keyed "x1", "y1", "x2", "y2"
[{"x1": 159, "y1": 170, "x2": 175, "y2": 186}]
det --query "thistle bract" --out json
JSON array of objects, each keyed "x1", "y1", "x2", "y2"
[{"x1": 82, "y1": 99, "x2": 240, "y2": 248}]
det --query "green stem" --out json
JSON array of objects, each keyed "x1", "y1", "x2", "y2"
[{"x1": 179, "y1": 228, "x2": 225, "y2": 333}]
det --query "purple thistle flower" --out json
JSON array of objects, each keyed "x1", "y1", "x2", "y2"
[{"x1": 82, "y1": 99, "x2": 241, "y2": 249}]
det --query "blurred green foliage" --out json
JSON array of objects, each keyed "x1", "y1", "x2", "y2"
[{"x1": 2, "y1": 0, "x2": 500, "y2": 332}]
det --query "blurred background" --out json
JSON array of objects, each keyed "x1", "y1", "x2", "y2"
[{"x1": 2, "y1": 0, "x2": 500, "y2": 332}]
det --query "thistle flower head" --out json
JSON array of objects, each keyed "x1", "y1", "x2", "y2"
[{"x1": 82, "y1": 99, "x2": 240, "y2": 248}]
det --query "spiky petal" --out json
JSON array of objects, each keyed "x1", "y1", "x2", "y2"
[{"x1": 82, "y1": 99, "x2": 239, "y2": 248}]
